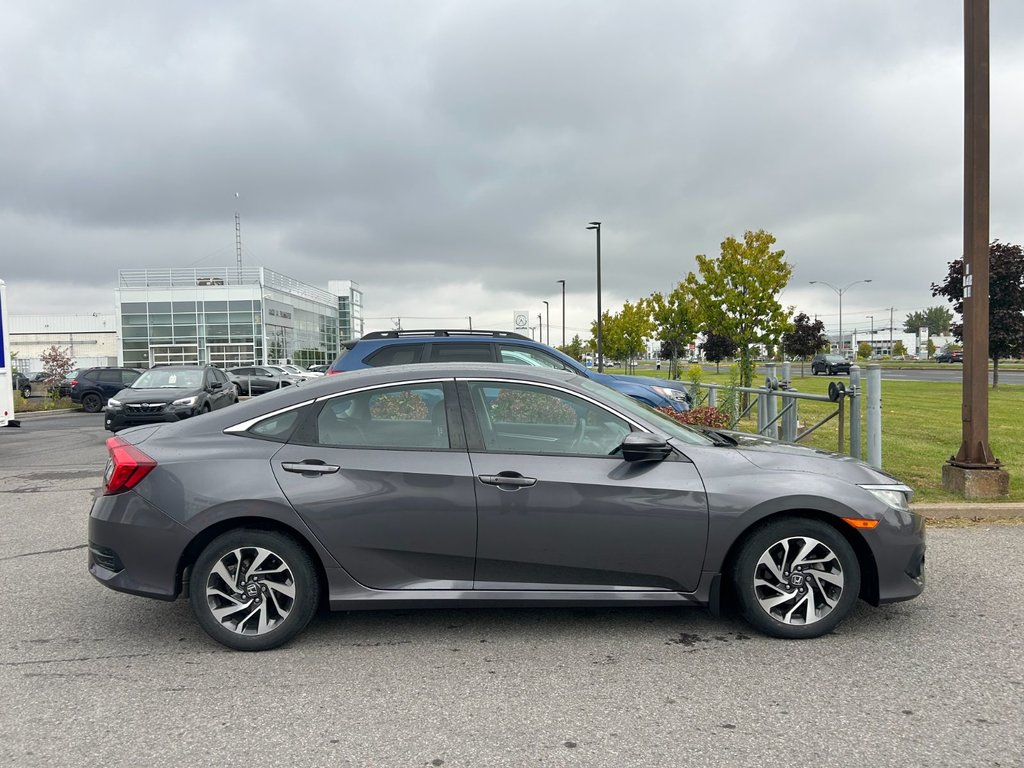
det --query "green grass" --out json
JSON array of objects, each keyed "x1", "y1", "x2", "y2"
[{"x1": 610, "y1": 364, "x2": 1023, "y2": 502}]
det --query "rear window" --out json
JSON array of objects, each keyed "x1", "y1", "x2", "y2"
[{"x1": 364, "y1": 344, "x2": 425, "y2": 367}]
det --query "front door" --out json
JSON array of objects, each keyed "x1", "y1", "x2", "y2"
[{"x1": 459, "y1": 380, "x2": 708, "y2": 592}]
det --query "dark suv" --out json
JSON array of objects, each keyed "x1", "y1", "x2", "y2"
[
  {"x1": 810, "y1": 354, "x2": 851, "y2": 376},
  {"x1": 328, "y1": 330, "x2": 692, "y2": 412},
  {"x1": 70, "y1": 367, "x2": 144, "y2": 412},
  {"x1": 104, "y1": 366, "x2": 238, "y2": 432}
]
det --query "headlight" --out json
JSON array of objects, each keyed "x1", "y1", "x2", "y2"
[
  {"x1": 860, "y1": 484, "x2": 913, "y2": 512},
  {"x1": 651, "y1": 386, "x2": 690, "y2": 402},
  {"x1": 171, "y1": 396, "x2": 199, "y2": 407},
  {"x1": 107, "y1": 398, "x2": 122, "y2": 407}
]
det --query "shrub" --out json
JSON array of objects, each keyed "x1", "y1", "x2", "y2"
[{"x1": 657, "y1": 405, "x2": 731, "y2": 429}]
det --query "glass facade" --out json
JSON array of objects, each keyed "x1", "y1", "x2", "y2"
[{"x1": 116, "y1": 268, "x2": 347, "y2": 369}]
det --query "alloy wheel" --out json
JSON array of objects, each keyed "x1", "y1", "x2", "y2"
[
  {"x1": 204, "y1": 546, "x2": 297, "y2": 636},
  {"x1": 752, "y1": 535, "x2": 845, "y2": 626}
]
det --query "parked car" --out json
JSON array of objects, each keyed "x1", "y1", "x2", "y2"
[
  {"x1": 227, "y1": 366, "x2": 302, "y2": 395},
  {"x1": 327, "y1": 330, "x2": 692, "y2": 412},
  {"x1": 12, "y1": 372, "x2": 31, "y2": 399},
  {"x1": 88, "y1": 363, "x2": 924, "y2": 651},
  {"x1": 69, "y1": 367, "x2": 145, "y2": 413},
  {"x1": 307, "y1": 364, "x2": 330, "y2": 374},
  {"x1": 54, "y1": 369, "x2": 79, "y2": 398},
  {"x1": 810, "y1": 354, "x2": 852, "y2": 376},
  {"x1": 935, "y1": 349, "x2": 963, "y2": 363},
  {"x1": 265, "y1": 364, "x2": 322, "y2": 381},
  {"x1": 104, "y1": 365, "x2": 238, "y2": 432}
]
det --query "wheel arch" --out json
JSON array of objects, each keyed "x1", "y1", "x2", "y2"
[
  {"x1": 719, "y1": 509, "x2": 880, "y2": 606},
  {"x1": 176, "y1": 516, "x2": 330, "y2": 605}
]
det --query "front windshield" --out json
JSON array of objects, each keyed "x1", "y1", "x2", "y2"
[
  {"x1": 577, "y1": 378, "x2": 712, "y2": 446},
  {"x1": 132, "y1": 369, "x2": 203, "y2": 389}
]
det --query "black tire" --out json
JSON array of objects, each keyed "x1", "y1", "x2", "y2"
[
  {"x1": 20, "y1": 386, "x2": 31, "y2": 398},
  {"x1": 731, "y1": 517, "x2": 861, "y2": 639},
  {"x1": 189, "y1": 529, "x2": 320, "y2": 651},
  {"x1": 812, "y1": 367, "x2": 819, "y2": 376},
  {"x1": 81, "y1": 392, "x2": 103, "y2": 413}
]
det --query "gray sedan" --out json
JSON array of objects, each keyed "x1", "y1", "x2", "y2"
[{"x1": 88, "y1": 363, "x2": 924, "y2": 651}]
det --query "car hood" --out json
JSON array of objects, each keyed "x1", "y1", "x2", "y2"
[
  {"x1": 610, "y1": 373, "x2": 688, "y2": 391},
  {"x1": 114, "y1": 387, "x2": 201, "y2": 404},
  {"x1": 709, "y1": 429, "x2": 903, "y2": 486}
]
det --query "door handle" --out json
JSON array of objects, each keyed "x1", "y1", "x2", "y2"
[
  {"x1": 282, "y1": 461, "x2": 340, "y2": 475},
  {"x1": 478, "y1": 473, "x2": 537, "y2": 488}
]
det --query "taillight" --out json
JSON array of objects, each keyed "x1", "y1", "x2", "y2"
[
  {"x1": 103, "y1": 436, "x2": 157, "y2": 495},
  {"x1": 327, "y1": 369, "x2": 343, "y2": 375},
  {"x1": 70, "y1": 379, "x2": 79, "y2": 388}
]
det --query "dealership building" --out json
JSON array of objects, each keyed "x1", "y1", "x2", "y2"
[{"x1": 114, "y1": 267, "x2": 362, "y2": 369}]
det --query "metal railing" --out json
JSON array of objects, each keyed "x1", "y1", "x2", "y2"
[{"x1": 689, "y1": 362, "x2": 883, "y2": 467}]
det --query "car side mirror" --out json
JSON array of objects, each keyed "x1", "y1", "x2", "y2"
[
  {"x1": 209, "y1": 381, "x2": 223, "y2": 390},
  {"x1": 619, "y1": 432, "x2": 672, "y2": 462}
]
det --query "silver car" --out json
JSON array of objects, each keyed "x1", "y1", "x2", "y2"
[{"x1": 89, "y1": 363, "x2": 924, "y2": 651}]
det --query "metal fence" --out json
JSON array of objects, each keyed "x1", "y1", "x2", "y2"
[{"x1": 689, "y1": 362, "x2": 883, "y2": 468}]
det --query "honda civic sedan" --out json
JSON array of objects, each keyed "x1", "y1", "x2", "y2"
[{"x1": 88, "y1": 363, "x2": 924, "y2": 651}]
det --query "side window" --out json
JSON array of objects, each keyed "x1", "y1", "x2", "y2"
[
  {"x1": 247, "y1": 408, "x2": 304, "y2": 442},
  {"x1": 122, "y1": 370, "x2": 141, "y2": 385},
  {"x1": 427, "y1": 343, "x2": 494, "y2": 363},
  {"x1": 498, "y1": 345, "x2": 573, "y2": 371},
  {"x1": 316, "y1": 384, "x2": 449, "y2": 450},
  {"x1": 466, "y1": 382, "x2": 630, "y2": 457},
  {"x1": 97, "y1": 370, "x2": 121, "y2": 383},
  {"x1": 365, "y1": 344, "x2": 425, "y2": 367}
]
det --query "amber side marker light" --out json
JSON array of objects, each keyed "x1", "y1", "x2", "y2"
[{"x1": 842, "y1": 517, "x2": 879, "y2": 530}]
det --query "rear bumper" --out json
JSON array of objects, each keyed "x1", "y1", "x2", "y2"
[{"x1": 88, "y1": 491, "x2": 193, "y2": 600}]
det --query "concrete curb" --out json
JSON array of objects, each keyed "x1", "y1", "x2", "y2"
[
  {"x1": 912, "y1": 503, "x2": 1024, "y2": 520},
  {"x1": 9, "y1": 408, "x2": 81, "y2": 420}
]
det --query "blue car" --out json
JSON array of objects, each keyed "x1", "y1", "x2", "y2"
[{"x1": 327, "y1": 330, "x2": 692, "y2": 412}]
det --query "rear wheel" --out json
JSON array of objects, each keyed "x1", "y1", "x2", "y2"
[
  {"x1": 81, "y1": 392, "x2": 103, "y2": 413},
  {"x1": 731, "y1": 517, "x2": 860, "y2": 639},
  {"x1": 190, "y1": 529, "x2": 320, "y2": 651},
  {"x1": 20, "y1": 385, "x2": 31, "y2": 398}
]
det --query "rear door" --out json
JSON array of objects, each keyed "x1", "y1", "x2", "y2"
[{"x1": 272, "y1": 379, "x2": 478, "y2": 590}]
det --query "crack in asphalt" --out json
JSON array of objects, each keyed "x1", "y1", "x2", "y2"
[{"x1": 0, "y1": 544, "x2": 88, "y2": 562}]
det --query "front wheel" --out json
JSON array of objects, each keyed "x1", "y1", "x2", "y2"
[
  {"x1": 189, "y1": 529, "x2": 320, "y2": 651},
  {"x1": 731, "y1": 517, "x2": 861, "y2": 639},
  {"x1": 81, "y1": 393, "x2": 103, "y2": 413}
]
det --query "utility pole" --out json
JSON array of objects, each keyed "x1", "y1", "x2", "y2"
[{"x1": 943, "y1": 0, "x2": 1007, "y2": 497}]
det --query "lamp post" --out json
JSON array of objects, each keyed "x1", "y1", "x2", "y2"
[
  {"x1": 542, "y1": 301, "x2": 550, "y2": 346},
  {"x1": 866, "y1": 315, "x2": 874, "y2": 357},
  {"x1": 809, "y1": 279, "x2": 872, "y2": 358},
  {"x1": 586, "y1": 221, "x2": 603, "y2": 372},
  {"x1": 556, "y1": 280, "x2": 565, "y2": 348}
]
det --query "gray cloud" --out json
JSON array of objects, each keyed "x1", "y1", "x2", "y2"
[{"x1": 2, "y1": 0, "x2": 1022, "y2": 340}]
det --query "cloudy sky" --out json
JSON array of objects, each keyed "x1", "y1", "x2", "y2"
[{"x1": 2, "y1": 1, "x2": 1022, "y2": 344}]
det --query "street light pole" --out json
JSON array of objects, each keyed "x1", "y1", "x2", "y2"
[
  {"x1": 542, "y1": 301, "x2": 550, "y2": 346},
  {"x1": 867, "y1": 315, "x2": 874, "y2": 355},
  {"x1": 586, "y1": 221, "x2": 603, "y2": 372},
  {"x1": 556, "y1": 280, "x2": 566, "y2": 348},
  {"x1": 809, "y1": 279, "x2": 872, "y2": 357}
]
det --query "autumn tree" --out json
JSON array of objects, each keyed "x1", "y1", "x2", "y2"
[
  {"x1": 931, "y1": 240, "x2": 1024, "y2": 386},
  {"x1": 648, "y1": 282, "x2": 701, "y2": 381},
  {"x1": 39, "y1": 345, "x2": 76, "y2": 398},
  {"x1": 689, "y1": 230, "x2": 793, "y2": 389},
  {"x1": 700, "y1": 332, "x2": 738, "y2": 373},
  {"x1": 903, "y1": 306, "x2": 953, "y2": 335},
  {"x1": 781, "y1": 312, "x2": 828, "y2": 376}
]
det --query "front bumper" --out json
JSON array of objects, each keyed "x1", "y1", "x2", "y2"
[
  {"x1": 88, "y1": 490, "x2": 194, "y2": 600},
  {"x1": 105, "y1": 405, "x2": 197, "y2": 431},
  {"x1": 869, "y1": 507, "x2": 926, "y2": 605}
]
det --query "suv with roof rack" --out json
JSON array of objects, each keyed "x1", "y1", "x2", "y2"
[{"x1": 327, "y1": 329, "x2": 692, "y2": 412}]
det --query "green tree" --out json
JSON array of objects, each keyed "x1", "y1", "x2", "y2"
[
  {"x1": 781, "y1": 312, "x2": 827, "y2": 376},
  {"x1": 857, "y1": 341, "x2": 872, "y2": 360},
  {"x1": 689, "y1": 230, "x2": 793, "y2": 390},
  {"x1": 931, "y1": 240, "x2": 1024, "y2": 386},
  {"x1": 648, "y1": 282, "x2": 701, "y2": 381},
  {"x1": 892, "y1": 340, "x2": 908, "y2": 357},
  {"x1": 903, "y1": 306, "x2": 953, "y2": 335},
  {"x1": 700, "y1": 332, "x2": 738, "y2": 373},
  {"x1": 591, "y1": 300, "x2": 654, "y2": 373},
  {"x1": 558, "y1": 334, "x2": 586, "y2": 362}
]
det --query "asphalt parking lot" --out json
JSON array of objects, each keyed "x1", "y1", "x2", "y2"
[{"x1": 1, "y1": 412, "x2": 1022, "y2": 768}]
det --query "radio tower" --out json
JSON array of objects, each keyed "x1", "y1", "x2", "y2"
[{"x1": 234, "y1": 193, "x2": 242, "y2": 282}]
